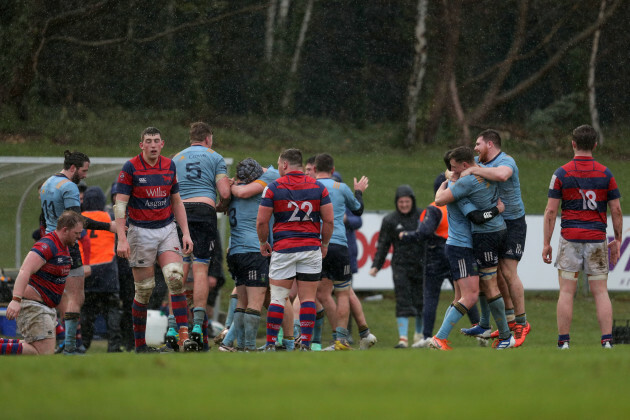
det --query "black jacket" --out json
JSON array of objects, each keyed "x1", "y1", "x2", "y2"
[{"x1": 371, "y1": 185, "x2": 424, "y2": 273}]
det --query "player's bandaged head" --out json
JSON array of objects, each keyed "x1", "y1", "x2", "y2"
[{"x1": 236, "y1": 158, "x2": 263, "y2": 184}]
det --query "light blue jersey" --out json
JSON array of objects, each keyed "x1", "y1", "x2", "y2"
[
  {"x1": 445, "y1": 180, "x2": 475, "y2": 248},
  {"x1": 476, "y1": 152, "x2": 525, "y2": 220},
  {"x1": 317, "y1": 178, "x2": 361, "y2": 247},
  {"x1": 172, "y1": 145, "x2": 227, "y2": 201},
  {"x1": 40, "y1": 174, "x2": 81, "y2": 233},
  {"x1": 228, "y1": 166, "x2": 279, "y2": 255},
  {"x1": 451, "y1": 174, "x2": 506, "y2": 233}
]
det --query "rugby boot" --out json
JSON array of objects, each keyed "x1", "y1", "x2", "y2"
[
  {"x1": 136, "y1": 345, "x2": 172, "y2": 354},
  {"x1": 489, "y1": 321, "x2": 516, "y2": 339},
  {"x1": 411, "y1": 336, "x2": 433, "y2": 348},
  {"x1": 218, "y1": 344, "x2": 237, "y2": 352},
  {"x1": 213, "y1": 327, "x2": 228, "y2": 345},
  {"x1": 165, "y1": 327, "x2": 179, "y2": 351},
  {"x1": 179, "y1": 327, "x2": 199, "y2": 352},
  {"x1": 492, "y1": 334, "x2": 516, "y2": 350},
  {"x1": 359, "y1": 333, "x2": 378, "y2": 350},
  {"x1": 429, "y1": 336, "x2": 453, "y2": 351},
  {"x1": 394, "y1": 337, "x2": 408, "y2": 348},
  {"x1": 334, "y1": 338, "x2": 353, "y2": 351},
  {"x1": 190, "y1": 324, "x2": 204, "y2": 350},
  {"x1": 513, "y1": 323, "x2": 528, "y2": 347},
  {"x1": 461, "y1": 324, "x2": 492, "y2": 339}
]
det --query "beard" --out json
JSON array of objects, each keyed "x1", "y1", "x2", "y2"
[{"x1": 72, "y1": 171, "x2": 81, "y2": 184}]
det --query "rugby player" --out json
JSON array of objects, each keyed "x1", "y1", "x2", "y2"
[{"x1": 114, "y1": 127, "x2": 194, "y2": 353}]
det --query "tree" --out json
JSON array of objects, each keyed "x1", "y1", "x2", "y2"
[
  {"x1": 422, "y1": 0, "x2": 622, "y2": 145},
  {"x1": 0, "y1": 1, "x2": 267, "y2": 118},
  {"x1": 588, "y1": 0, "x2": 606, "y2": 144},
  {"x1": 404, "y1": 0, "x2": 429, "y2": 148}
]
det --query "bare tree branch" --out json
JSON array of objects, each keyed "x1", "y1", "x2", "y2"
[
  {"x1": 46, "y1": 4, "x2": 269, "y2": 47},
  {"x1": 492, "y1": 0, "x2": 620, "y2": 108},
  {"x1": 462, "y1": 2, "x2": 580, "y2": 89}
]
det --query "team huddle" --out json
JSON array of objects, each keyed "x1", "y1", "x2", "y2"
[{"x1": 0, "y1": 123, "x2": 622, "y2": 355}]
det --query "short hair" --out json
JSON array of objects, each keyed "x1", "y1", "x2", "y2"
[
  {"x1": 140, "y1": 126, "x2": 161, "y2": 141},
  {"x1": 572, "y1": 125, "x2": 598, "y2": 151},
  {"x1": 63, "y1": 150, "x2": 90, "y2": 170},
  {"x1": 190, "y1": 122, "x2": 212, "y2": 144},
  {"x1": 314, "y1": 153, "x2": 334, "y2": 174},
  {"x1": 443, "y1": 150, "x2": 452, "y2": 170},
  {"x1": 478, "y1": 129, "x2": 502, "y2": 148},
  {"x1": 306, "y1": 155, "x2": 316, "y2": 165},
  {"x1": 449, "y1": 146, "x2": 475, "y2": 165},
  {"x1": 57, "y1": 211, "x2": 83, "y2": 231},
  {"x1": 279, "y1": 148, "x2": 303, "y2": 167}
]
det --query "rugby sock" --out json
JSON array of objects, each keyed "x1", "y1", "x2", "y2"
[
  {"x1": 478, "y1": 293, "x2": 491, "y2": 329},
  {"x1": 415, "y1": 315, "x2": 423, "y2": 335},
  {"x1": 0, "y1": 338, "x2": 20, "y2": 344},
  {"x1": 63, "y1": 312, "x2": 80, "y2": 352},
  {"x1": 225, "y1": 294, "x2": 238, "y2": 328},
  {"x1": 170, "y1": 293, "x2": 188, "y2": 331},
  {"x1": 222, "y1": 320, "x2": 237, "y2": 347},
  {"x1": 293, "y1": 318, "x2": 301, "y2": 339},
  {"x1": 515, "y1": 313, "x2": 527, "y2": 325},
  {"x1": 55, "y1": 321, "x2": 65, "y2": 341},
  {"x1": 299, "y1": 301, "x2": 317, "y2": 347},
  {"x1": 336, "y1": 326, "x2": 350, "y2": 341},
  {"x1": 488, "y1": 295, "x2": 510, "y2": 340},
  {"x1": 0, "y1": 341, "x2": 23, "y2": 355},
  {"x1": 266, "y1": 303, "x2": 285, "y2": 345},
  {"x1": 192, "y1": 307, "x2": 206, "y2": 327},
  {"x1": 233, "y1": 309, "x2": 245, "y2": 349},
  {"x1": 397, "y1": 317, "x2": 409, "y2": 340},
  {"x1": 283, "y1": 336, "x2": 296, "y2": 351},
  {"x1": 358, "y1": 324, "x2": 371, "y2": 339},
  {"x1": 558, "y1": 334, "x2": 570, "y2": 348},
  {"x1": 167, "y1": 314, "x2": 177, "y2": 331},
  {"x1": 436, "y1": 302, "x2": 468, "y2": 340},
  {"x1": 243, "y1": 309, "x2": 261, "y2": 350},
  {"x1": 312, "y1": 309, "x2": 325, "y2": 344},
  {"x1": 132, "y1": 299, "x2": 148, "y2": 349},
  {"x1": 601, "y1": 334, "x2": 613, "y2": 348},
  {"x1": 505, "y1": 307, "x2": 515, "y2": 323}
]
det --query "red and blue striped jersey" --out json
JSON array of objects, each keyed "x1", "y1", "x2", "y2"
[
  {"x1": 260, "y1": 171, "x2": 331, "y2": 253},
  {"x1": 548, "y1": 156, "x2": 620, "y2": 242},
  {"x1": 116, "y1": 154, "x2": 179, "y2": 229},
  {"x1": 29, "y1": 231, "x2": 71, "y2": 308}
]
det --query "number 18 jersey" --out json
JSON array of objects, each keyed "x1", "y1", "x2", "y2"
[{"x1": 548, "y1": 156, "x2": 620, "y2": 242}]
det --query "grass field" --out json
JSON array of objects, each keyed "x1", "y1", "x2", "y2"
[
  {"x1": 2, "y1": 291, "x2": 630, "y2": 418},
  {"x1": 2, "y1": 108, "x2": 630, "y2": 418}
]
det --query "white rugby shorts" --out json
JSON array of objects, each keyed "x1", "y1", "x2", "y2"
[{"x1": 127, "y1": 222, "x2": 182, "y2": 267}]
